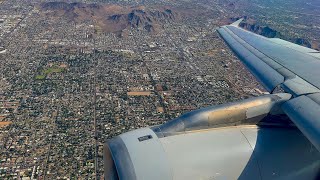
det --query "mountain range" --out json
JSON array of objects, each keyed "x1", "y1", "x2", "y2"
[{"x1": 39, "y1": 2, "x2": 178, "y2": 35}]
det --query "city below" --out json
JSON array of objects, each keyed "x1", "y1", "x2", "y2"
[{"x1": 0, "y1": 0, "x2": 319, "y2": 179}]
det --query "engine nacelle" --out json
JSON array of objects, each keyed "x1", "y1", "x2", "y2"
[{"x1": 104, "y1": 94, "x2": 320, "y2": 180}]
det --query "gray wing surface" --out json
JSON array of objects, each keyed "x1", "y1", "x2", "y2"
[{"x1": 217, "y1": 20, "x2": 320, "y2": 151}]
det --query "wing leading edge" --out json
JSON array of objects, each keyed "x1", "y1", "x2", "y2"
[{"x1": 217, "y1": 20, "x2": 320, "y2": 151}]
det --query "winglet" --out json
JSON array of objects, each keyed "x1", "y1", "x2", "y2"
[{"x1": 230, "y1": 18, "x2": 244, "y2": 27}]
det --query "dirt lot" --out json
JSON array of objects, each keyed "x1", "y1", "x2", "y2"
[
  {"x1": 127, "y1": 91, "x2": 152, "y2": 96},
  {"x1": 0, "y1": 121, "x2": 12, "y2": 127}
]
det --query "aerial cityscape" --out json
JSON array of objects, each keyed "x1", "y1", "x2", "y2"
[{"x1": 0, "y1": 0, "x2": 319, "y2": 179}]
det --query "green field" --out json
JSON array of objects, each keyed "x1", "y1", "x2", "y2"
[
  {"x1": 35, "y1": 75, "x2": 46, "y2": 80},
  {"x1": 42, "y1": 67, "x2": 64, "y2": 74},
  {"x1": 35, "y1": 66, "x2": 65, "y2": 80}
]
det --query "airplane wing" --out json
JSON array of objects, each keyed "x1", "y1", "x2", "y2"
[
  {"x1": 104, "y1": 20, "x2": 320, "y2": 180},
  {"x1": 217, "y1": 18, "x2": 320, "y2": 151}
]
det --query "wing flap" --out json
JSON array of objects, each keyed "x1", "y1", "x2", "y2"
[
  {"x1": 282, "y1": 94, "x2": 320, "y2": 151},
  {"x1": 283, "y1": 77, "x2": 320, "y2": 96}
]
